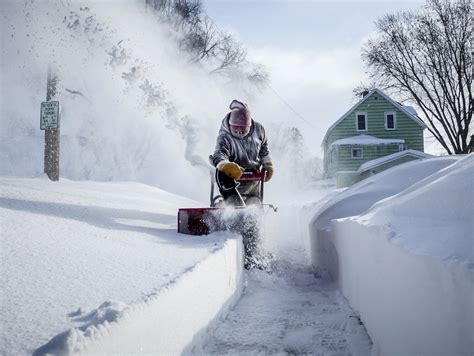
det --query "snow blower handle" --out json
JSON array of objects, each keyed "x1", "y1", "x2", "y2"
[
  {"x1": 237, "y1": 170, "x2": 267, "y2": 205},
  {"x1": 237, "y1": 171, "x2": 266, "y2": 182}
]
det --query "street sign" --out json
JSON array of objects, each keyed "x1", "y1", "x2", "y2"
[{"x1": 40, "y1": 101, "x2": 60, "y2": 130}]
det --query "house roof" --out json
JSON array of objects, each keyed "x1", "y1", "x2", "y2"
[
  {"x1": 357, "y1": 149, "x2": 433, "y2": 174},
  {"x1": 322, "y1": 88, "x2": 427, "y2": 147},
  {"x1": 331, "y1": 134, "x2": 405, "y2": 147}
]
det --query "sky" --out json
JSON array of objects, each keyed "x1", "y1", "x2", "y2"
[{"x1": 202, "y1": 0, "x2": 430, "y2": 155}]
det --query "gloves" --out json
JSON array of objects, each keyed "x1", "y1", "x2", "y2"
[
  {"x1": 218, "y1": 161, "x2": 245, "y2": 180},
  {"x1": 263, "y1": 163, "x2": 274, "y2": 182}
]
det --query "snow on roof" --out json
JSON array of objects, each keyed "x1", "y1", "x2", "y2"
[
  {"x1": 357, "y1": 149, "x2": 433, "y2": 173},
  {"x1": 404, "y1": 105, "x2": 417, "y2": 116},
  {"x1": 331, "y1": 134, "x2": 405, "y2": 147},
  {"x1": 322, "y1": 88, "x2": 427, "y2": 147}
]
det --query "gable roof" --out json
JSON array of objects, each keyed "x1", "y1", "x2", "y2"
[
  {"x1": 322, "y1": 88, "x2": 427, "y2": 147},
  {"x1": 357, "y1": 149, "x2": 433, "y2": 174}
]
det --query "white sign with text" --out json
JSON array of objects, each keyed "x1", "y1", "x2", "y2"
[{"x1": 40, "y1": 101, "x2": 60, "y2": 130}]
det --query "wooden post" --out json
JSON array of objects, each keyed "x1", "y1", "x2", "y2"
[{"x1": 44, "y1": 66, "x2": 60, "y2": 181}]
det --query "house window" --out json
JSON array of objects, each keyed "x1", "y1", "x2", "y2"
[
  {"x1": 385, "y1": 112, "x2": 397, "y2": 130},
  {"x1": 356, "y1": 112, "x2": 367, "y2": 131},
  {"x1": 351, "y1": 148, "x2": 363, "y2": 159}
]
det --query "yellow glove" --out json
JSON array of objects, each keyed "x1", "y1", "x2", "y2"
[
  {"x1": 218, "y1": 161, "x2": 245, "y2": 180},
  {"x1": 263, "y1": 163, "x2": 274, "y2": 182}
]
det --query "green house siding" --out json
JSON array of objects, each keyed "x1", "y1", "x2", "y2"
[
  {"x1": 324, "y1": 90, "x2": 425, "y2": 176},
  {"x1": 333, "y1": 145, "x2": 401, "y2": 173}
]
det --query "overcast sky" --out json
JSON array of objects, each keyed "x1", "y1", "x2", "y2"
[{"x1": 203, "y1": 0, "x2": 429, "y2": 155}]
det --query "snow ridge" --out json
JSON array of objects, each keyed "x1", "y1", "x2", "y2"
[
  {"x1": 310, "y1": 155, "x2": 474, "y2": 354},
  {"x1": 33, "y1": 237, "x2": 243, "y2": 355}
]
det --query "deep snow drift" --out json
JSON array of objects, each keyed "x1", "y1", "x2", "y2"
[
  {"x1": 0, "y1": 177, "x2": 243, "y2": 354},
  {"x1": 310, "y1": 155, "x2": 474, "y2": 354}
]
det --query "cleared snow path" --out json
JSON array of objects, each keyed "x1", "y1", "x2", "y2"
[
  {"x1": 202, "y1": 262, "x2": 372, "y2": 355},
  {"x1": 201, "y1": 195, "x2": 372, "y2": 355}
]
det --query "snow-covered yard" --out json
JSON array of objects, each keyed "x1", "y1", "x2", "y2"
[
  {"x1": 310, "y1": 155, "x2": 474, "y2": 354},
  {"x1": 0, "y1": 177, "x2": 243, "y2": 354}
]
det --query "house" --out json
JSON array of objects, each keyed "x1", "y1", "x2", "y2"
[{"x1": 322, "y1": 88, "x2": 431, "y2": 187}]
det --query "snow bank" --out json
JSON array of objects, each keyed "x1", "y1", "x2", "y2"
[
  {"x1": 34, "y1": 238, "x2": 243, "y2": 355},
  {"x1": 310, "y1": 155, "x2": 474, "y2": 354},
  {"x1": 0, "y1": 177, "x2": 243, "y2": 354}
]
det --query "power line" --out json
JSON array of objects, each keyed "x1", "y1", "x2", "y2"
[
  {"x1": 266, "y1": 83, "x2": 316, "y2": 129},
  {"x1": 203, "y1": 7, "x2": 315, "y2": 130}
]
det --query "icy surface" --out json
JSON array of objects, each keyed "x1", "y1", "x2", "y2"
[{"x1": 203, "y1": 264, "x2": 372, "y2": 355}]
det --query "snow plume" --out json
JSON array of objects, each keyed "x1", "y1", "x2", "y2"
[
  {"x1": 0, "y1": 1, "x2": 251, "y2": 201},
  {"x1": 1, "y1": 0, "x2": 327, "y2": 205}
]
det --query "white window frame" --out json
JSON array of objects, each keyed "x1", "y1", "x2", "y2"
[
  {"x1": 351, "y1": 147, "x2": 363, "y2": 159},
  {"x1": 355, "y1": 112, "x2": 368, "y2": 131},
  {"x1": 384, "y1": 111, "x2": 397, "y2": 130}
]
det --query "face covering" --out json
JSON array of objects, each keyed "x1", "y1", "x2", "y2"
[{"x1": 230, "y1": 125, "x2": 250, "y2": 139}]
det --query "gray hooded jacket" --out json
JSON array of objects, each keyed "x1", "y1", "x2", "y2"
[{"x1": 212, "y1": 113, "x2": 272, "y2": 171}]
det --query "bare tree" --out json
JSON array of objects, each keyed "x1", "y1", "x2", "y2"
[
  {"x1": 173, "y1": 0, "x2": 202, "y2": 25},
  {"x1": 184, "y1": 16, "x2": 248, "y2": 75},
  {"x1": 362, "y1": 0, "x2": 472, "y2": 154},
  {"x1": 352, "y1": 81, "x2": 378, "y2": 99},
  {"x1": 181, "y1": 16, "x2": 221, "y2": 60},
  {"x1": 210, "y1": 35, "x2": 247, "y2": 74},
  {"x1": 146, "y1": 0, "x2": 269, "y2": 87}
]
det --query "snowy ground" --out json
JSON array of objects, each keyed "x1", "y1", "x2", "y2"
[
  {"x1": 1, "y1": 176, "x2": 375, "y2": 355},
  {"x1": 0, "y1": 177, "x2": 240, "y2": 354},
  {"x1": 203, "y1": 263, "x2": 372, "y2": 355},
  {"x1": 3, "y1": 157, "x2": 471, "y2": 355},
  {"x1": 201, "y1": 192, "x2": 372, "y2": 355}
]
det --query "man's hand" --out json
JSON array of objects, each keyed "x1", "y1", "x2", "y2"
[
  {"x1": 218, "y1": 161, "x2": 245, "y2": 180},
  {"x1": 263, "y1": 163, "x2": 274, "y2": 182}
]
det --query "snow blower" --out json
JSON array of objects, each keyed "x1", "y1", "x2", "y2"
[{"x1": 177, "y1": 168, "x2": 277, "y2": 236}]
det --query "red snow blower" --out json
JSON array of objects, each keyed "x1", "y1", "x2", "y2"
[{"x1": 177, "y1": 168, "x2": 277, "y2": 236}]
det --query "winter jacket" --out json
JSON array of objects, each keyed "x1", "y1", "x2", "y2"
[{"x1": 212, "y1": 113, "x2": 272, "y2": 171}]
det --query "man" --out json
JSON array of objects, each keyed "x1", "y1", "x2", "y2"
[
  {"x1": 212, "y1": 99, "x2": 274, "y2": 269},
  {"x1": 212, "y1": 99, "x2": 274, "y2": 205}
]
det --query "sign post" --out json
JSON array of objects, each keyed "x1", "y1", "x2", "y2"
[{"x1": 41, "y1": 66, "x2": 60, "y2": 181}]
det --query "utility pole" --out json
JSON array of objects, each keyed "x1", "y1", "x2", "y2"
[{"x1": 42, "y1": 65, "x2": 61, "y2": 181}]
